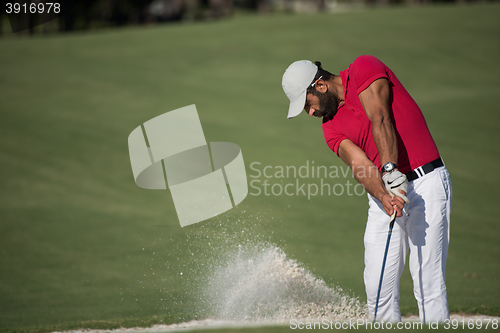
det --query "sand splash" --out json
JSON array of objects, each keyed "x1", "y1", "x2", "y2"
[{"x1": 197, "y1": 243, "x2": 367, "y2": 323}]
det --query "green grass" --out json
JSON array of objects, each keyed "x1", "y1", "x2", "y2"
[{"x1": 1, "y1": 2, "x2": 500, "y2": 332}]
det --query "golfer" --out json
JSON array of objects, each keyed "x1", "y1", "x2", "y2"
[{"x1": 282, "y1": 55, "x2": 452, "y2": 322}]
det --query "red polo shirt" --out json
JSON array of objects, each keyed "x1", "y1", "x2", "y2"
[{"x1": 322, "y1": 55, "x2": 440, "y2": 174}]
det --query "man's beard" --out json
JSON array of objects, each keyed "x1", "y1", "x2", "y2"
[{"x1": 312, "y1": 89, "x2": 339, "y2": 121}]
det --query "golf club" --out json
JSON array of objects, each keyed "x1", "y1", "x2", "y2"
[{"x1": 373, "y1": 208, "x2": 397, "y2": 322}]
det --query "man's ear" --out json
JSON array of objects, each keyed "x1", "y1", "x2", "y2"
[{"x1": 315, "y1": 79, "x2": 328, "y2": 93}]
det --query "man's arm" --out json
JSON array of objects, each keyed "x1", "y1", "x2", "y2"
[
  {"x1": 358, "y1": 78, "x2": 397, "y2": 170},
  {"x1": 338, "y1": 138, "x2": 404, "y2": 217},
  {"x1": 359, "y1": 77, "x2": 410, "y2": 205}
]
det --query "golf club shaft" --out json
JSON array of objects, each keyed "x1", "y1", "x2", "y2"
[{"x1": 373, "y1": 210, "x2": 397, "y2": 322}]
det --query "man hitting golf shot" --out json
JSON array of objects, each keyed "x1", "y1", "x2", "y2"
[{"x1": 282, "y1": 55, "x2": 452, "y2": 323}]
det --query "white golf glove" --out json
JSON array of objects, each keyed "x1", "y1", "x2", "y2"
[{"x1": 382, "y1": 169, "x2": 410, "y2": 204}]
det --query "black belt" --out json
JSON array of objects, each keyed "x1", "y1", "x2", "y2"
[{"x1": 405, "y1": 158, "x2": 444, "y2": 182}]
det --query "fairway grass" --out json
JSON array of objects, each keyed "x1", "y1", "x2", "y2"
[{"x1": 1, "y1": 2, "x2": 499, "y2": 332}]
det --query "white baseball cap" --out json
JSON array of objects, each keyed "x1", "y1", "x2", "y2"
[{"x1": 282, "y1": 60, "x2": 318, "y2": 119}]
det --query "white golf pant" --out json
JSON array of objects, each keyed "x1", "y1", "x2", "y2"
[{"x1": 364, "y1": 166, "x2": 452, "y2": 323}]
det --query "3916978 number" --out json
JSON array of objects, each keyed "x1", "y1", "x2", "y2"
[
  {"x1": 443, "y1": 318, "x2": 498, "y2": 330},
  {"x1": 6, "y1": 3, "x2": 61, "y2": 14}
]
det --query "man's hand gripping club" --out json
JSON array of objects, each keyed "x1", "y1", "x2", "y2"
[{"x1": 382, "y1": 169, "x2": 410, "y2": 217}]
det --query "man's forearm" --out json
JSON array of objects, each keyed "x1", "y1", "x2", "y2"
[
  {"x1": 372, "y1": 117, "x2": 398, "y2": 169},
  {"x1": 351, "y1": 162, "x2": 387, "y2": 203}
]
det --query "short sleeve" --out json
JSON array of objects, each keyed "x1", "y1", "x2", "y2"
[
  {"x1": 322, "y1": 120, "x2": 347, "y2": 156},
  {"x1": 350, "y1": 55, "x2": 389, "y2": 94}
]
